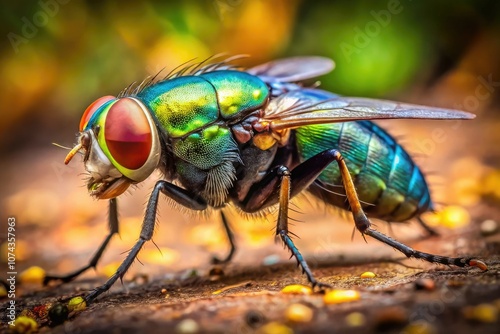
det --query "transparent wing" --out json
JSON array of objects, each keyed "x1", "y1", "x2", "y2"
[
  {"x1": 261, "y1": 90, "x2": 475, "y2": 131},
  {"x1": 247, "y1": 57, "x2": 335, "y2": 82}
]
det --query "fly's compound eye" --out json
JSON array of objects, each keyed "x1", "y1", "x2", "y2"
[
  {"x1": 80, "y1": 95, "x2": 116, "y2": 131},
  {"x1": 97, "y1": 97, "x2": 160, "y2": 182}
]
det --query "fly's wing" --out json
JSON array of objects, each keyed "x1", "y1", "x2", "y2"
[
  {"x1": 247, "y1": 57, "x2": 335, "y2": 82},
  {"x1": 262, "y1": 89, "x2": 474, "y2": 131}
]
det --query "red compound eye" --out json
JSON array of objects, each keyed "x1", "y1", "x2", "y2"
[
  {"x1": 79, "y1": 95, "x2": 116, "y2": 131},
  {"x1": 104, "y1": 98, "x2": 153, "y2": 170}
]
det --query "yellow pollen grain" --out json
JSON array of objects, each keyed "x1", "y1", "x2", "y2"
[
  {"x1": 284, "y1": 303, "x2": 314, "y2": 323},
  {"x1": 68, "y1": 297, "x2": 87, "y2": 312},
  {"x1": 280, "y1": 284, "x2": 313, "y2": 295},
  {"x1": 323, "y1": 289, "x2": 361, "y2": 304},
  {"x1": 19, "y1": 266, "x2": 45, "y2": 285},
  {"x1": 360, "y1": 271, "x2": 376, "y2": 278}
]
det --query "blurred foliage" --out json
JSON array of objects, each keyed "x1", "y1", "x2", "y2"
[{"x1": 0, "y1": 0, "x2": 499, "y2": 152}]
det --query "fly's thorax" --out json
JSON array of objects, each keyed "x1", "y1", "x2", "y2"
[
  {"x1": 137, "y1": 70, "x2": 269, "y2": 139},
  {"x1": 70, "y1": 96, "x2": 161, "y2": 199}
]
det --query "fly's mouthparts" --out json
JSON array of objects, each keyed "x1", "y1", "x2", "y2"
[{"x1": 64, "y1": 143, "x2": 83, "y2": 165}]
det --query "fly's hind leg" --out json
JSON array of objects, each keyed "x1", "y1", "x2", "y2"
[
  {"x1": 316, "y1": 149, "x2": 487, "y2": 271},
  {"x1": 44, "y1": 198, "x2": 120, "y2": 285},
  {"x1": 211, "y1": 211, "x2": 237, "y2": 264}
]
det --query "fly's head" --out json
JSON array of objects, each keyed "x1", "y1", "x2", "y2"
[{"x1": 65, "y1": 96, "x2": 161, "y2": 199}]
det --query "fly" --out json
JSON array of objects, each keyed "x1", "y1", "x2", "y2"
[{"x1": 45, "y1": 56, "x2": 487, "y2": 303}]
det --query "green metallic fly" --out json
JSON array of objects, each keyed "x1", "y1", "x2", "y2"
[{"x1": 45, "y1": 56, "x2": 487, "y2": 303}]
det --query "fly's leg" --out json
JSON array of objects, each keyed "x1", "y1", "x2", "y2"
[
  {"x1": 243, "y1": 165, "x2": 335, "y2": 288},
  {"x1": 211, "y1": 211, "x2": 237, "y2": 264},
  {"x1": 416, "y1": 216, "x2": 440, "y2": 237},
  {"x1": 85, "y1": 181, "x2": 207, "y2": 303},
  {"x1": 44, "y1": 198, "x2": 119, "y2": 285},
  {"x1": 274, "y1": 166, "x2": 331, "y2": 288},
  {"x1": 309, "y1": 149, "x2": 487, "y2": 271}
]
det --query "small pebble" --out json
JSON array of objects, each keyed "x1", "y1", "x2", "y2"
[
  {"x1": 19, "y1": 266, "x2": 45, "y2": 285},
  {"x1": 176, "y1": 318, "x2": 199, "y2": 333},
  {"x1": 323, "y1": 290, "x2": 360, "y2": 304},
  {"x1": 463, "y1": 303, "x2": 498, "y2": 323},
  {"x1": 360, "y1": 271, "x2": 376, "y2": 279},
  {"x1": 257, "y1": 321, "x2": 293, "y2": 334},
  {"x1": 68, "y1": 296, "x2": 86, "y2": 312},
  {"x1": 285, "y1": 303, "x2": 314, "y2": 323},
  {"x1": 281, "y1": 284, "x2": 313, "y2": 295},
  {"x1": 414, "y1": 278, "x2": 435, "y2": 291},
  {"x1": 9, "y1": 316, "x2": 38, "y2": 334},
  {"x1": 161, "y1": 288, "x2": 167, "y2": 294},
  {"x1": 402, "y1": 321, "x2": 437, "y2": 334},
  {"x1": 345, "y1": 312, "x2": 366, "y2": 327},
  {"x1": 480, "y1": 219, "x2": 498, "y2": 236},
  {"x1": 48, "y1": 303, "x2": 69, "y2": 325}
]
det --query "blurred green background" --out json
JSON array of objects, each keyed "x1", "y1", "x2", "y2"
[{"x1": 1, "y1": 0, "x2": 499, "y2": 153}]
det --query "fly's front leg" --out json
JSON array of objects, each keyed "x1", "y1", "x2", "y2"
[
  {"x1": 44, "y1": 198, "x2": 119, "y2": 285},
  {"x1": 211, "y1": 211, "x2": 236, "y2": 264},
  {"x1": 85, "y1": 181, "x2": 207, "y2": 303},
  {"x1": 307, "y1": 149, "x2": 487, "y2": 271}
]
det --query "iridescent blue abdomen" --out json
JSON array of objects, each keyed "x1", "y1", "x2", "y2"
[{"x1": 294, "y1": 93, "x2": 432, "y2": 222}]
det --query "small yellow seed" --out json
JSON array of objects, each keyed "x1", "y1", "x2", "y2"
[
  {"x1": 0, "y1": 284, "x2": 7, "y2": 297},
  {"x1": 280, "y1": 284, "x2": 313, "y2": 295},
  {"x1": 9, "y1": 315, "x2": 38, "y2": 334},
  {"x1": 323, "y1": 289, "x2": 361, "y2": 304},
  {"x1": 19, "y1": 266, "x2": 45, "y2": 285},
  {"x1": 463, "y1": 303, "x2": 498, "y2": 323},
  {"x1": 257, "y1": 321, "x2": 293, "y2": 334},
  {"x1": 345, "y1": 312, "x2": 366, "y2": 327},
  {"x1": 284, "y1": 303, "x2": 314, "y2": 323},
  {"x1": 68, "y1": 296, "x2": 87, "y2": 312},
  {"x1": 360, "y1": 271, "x2": 376, "y2": 278}
]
